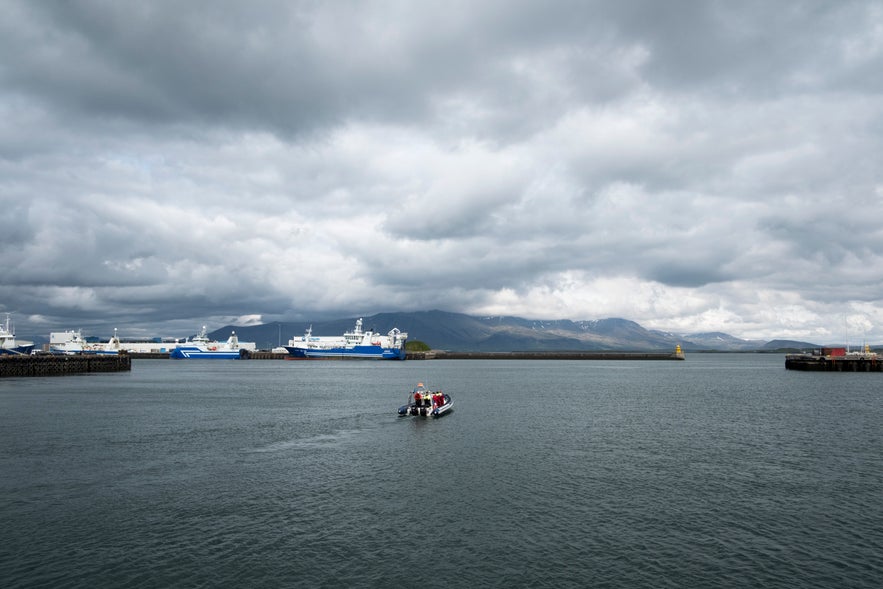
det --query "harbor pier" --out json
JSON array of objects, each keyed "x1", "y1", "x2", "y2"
[
  {"x1": 785, "y1": 345, "x2": 881, "y2": 371},
  {"x1": 0, "y1": 354, "x2": 132, "y2": 377},
  {"x1": 407, "y1": 350, "x2": 685, "y2": 360},
  {"x1": 785, "y1": 354, "x2": 881, "y2": 371}
]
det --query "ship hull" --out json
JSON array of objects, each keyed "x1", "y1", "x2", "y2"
[
  {"x1": 170, "y1": 346, "x2": 242, "y2": 359},
  {"x1": 50, "y1": 348, "x2": 119, "y2": 356},
  {"x1": 0, "y1": 344, "x2": 35, "y2": 356}
]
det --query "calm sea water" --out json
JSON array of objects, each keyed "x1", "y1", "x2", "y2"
[{"x1": 1, "y1": 354, "x2": 881, "y2": 588}]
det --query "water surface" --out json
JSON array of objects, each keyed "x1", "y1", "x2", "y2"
[{"x1": 1, "y1": 355, "x2": 880, "y2": 587}]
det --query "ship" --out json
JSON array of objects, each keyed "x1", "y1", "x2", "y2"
[
  {"x1": 49, "y1": 329, "x2": 191, "y2": 354},
  {"x1": 284, "y1": 318, "x2": 408, "y2": 360},
  {"x1": 0, "y1": 313, "x2": 34, "y2": 356},
  {"x1": 170, "y1": 327, "x2": 255, "y2": 359},
  {"x1": 50, "y1": 329, "x2": 121, "y2": 355}
]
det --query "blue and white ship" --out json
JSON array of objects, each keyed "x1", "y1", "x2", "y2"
[
  {"x1": 284, "y1": 318, "x2": 408, "y2": 360},
  {"x1": 0, "y1": 313, "x2": 34, "y2": 356},
  {"x1": 170, "y1": 327, "x2": 255, "y2": 359}
]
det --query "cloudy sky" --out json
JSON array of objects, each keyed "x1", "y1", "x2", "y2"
[{"x1": 2, "y1": 0, "x2": 883, "y2": 343}]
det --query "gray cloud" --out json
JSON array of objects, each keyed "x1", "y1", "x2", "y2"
[{"x1": 2, "y1": 0, "x2": 883, "y2": 342}]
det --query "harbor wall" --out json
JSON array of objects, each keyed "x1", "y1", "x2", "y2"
[
  {"x1": 785, "y1": 356, "x2": 882, "y2": 372},
  {"x1": 0, "y1": 354, "x2": 132, "y2": 377},
  {"x1": 243, "y1": 351, "x2": 288, "y2": 360},
  {"x1": 407, "y1": 351, "x2": 685, "y2": 360},
  {"x1": 60, "y1": 350, "x2": 687, "y2": 362}
]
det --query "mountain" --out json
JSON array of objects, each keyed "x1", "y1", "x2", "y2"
[
  {"x1": 761, "y1": 339, "x2": 822, "y2": 351},
  {"x1": 678, "y1": 332, "x2": 767, "y2": 351},
  {"x1": 207, "y1": 310, "x2": 776, "y2": 352}
]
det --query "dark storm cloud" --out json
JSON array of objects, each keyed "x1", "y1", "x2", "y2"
[
  {"x1": 3, "y1": 2, "x2": 335, "y2": 132},
  {"x1": 0, "y1": 1, "x2": 658, "y2": 135}
]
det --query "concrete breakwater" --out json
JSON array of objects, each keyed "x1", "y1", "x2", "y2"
[
  {"x1": 1, "y1": 354, "x2": 132, "y2": 377},
  {"x1": 785, "y1": 355, "x2": 882, "y2": 372},
  {"x1": 407, "y1": 350, "x2": 685, "y2": 360}
]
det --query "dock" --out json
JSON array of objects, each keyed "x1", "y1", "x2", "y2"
[
  {"x1": 406, "y1": 350, "x2": 685, "y2": 360},
  {"x1": 785, "y1": 354, "x2": 881, "y2": 372},
  {"x1": 242, "y1": 351, "x2": 289, "y2": 360},
  {"x1": 0, "y1": 353, "x2": 132, "y2": 377},
  {"x1": 129, "y1": 350, "x2": 687, "y2": 361}
]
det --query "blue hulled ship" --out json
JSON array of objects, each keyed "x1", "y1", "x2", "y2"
[
  {"x1": 0, "y1": 314, "x2": 34, "y2": 356},
  {"x1": 284, "y1": 318, "x2": 408, "y2": 360}
]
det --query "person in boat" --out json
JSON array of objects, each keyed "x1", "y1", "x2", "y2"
[{"x1": 413, "y1": 390, "x2": 422, "y2": 407}]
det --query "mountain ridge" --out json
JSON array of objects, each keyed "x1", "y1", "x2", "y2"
[{"x1": 206, "y1": 310, "x2": 824, "y2": 352}]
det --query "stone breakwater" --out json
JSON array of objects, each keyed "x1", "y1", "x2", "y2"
[{"x1": 0, "y1": 354, "x2": 132, "y2": 377}]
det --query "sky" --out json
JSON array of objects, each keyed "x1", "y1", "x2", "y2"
[{"x1": 2, "y1": 0, "x2": 883, "y2": 343}]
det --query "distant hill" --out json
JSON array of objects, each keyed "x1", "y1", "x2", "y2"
[
  {"x1": 207, "y1": 310, "x2": 790, "y2": 352},
  {"x1": 762, "y1": 339, "x2": 823, "y2": 351},
  {"x1": 678, "y1": 331, "x2": 767, "y2": 351}
]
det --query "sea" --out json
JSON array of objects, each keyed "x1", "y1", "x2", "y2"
[{"x1": 1, "y1": 354, "x2": 880, "y2": 588}]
